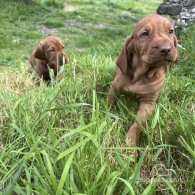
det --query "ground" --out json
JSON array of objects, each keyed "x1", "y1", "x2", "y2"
[{"x1": 0, "y1": 0, "x2": 194, "y2": 194}]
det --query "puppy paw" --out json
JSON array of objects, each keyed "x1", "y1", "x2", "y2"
[{"x1": 125, "y1": 137, "x2": 139, "y2": 160}]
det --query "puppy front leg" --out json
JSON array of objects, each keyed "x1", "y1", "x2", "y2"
[{"x1": 126, "y1": 101, "x2": 156, "y2": 157}]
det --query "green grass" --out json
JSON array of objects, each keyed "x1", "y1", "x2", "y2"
[{"x1": 0, "y1": 0, "x2": 194, "y2": 194}]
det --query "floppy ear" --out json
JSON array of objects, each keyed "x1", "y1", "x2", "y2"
[
  {"x1": 174, "y1": 35, "x2": 178, "y2": 48},
  {"x1": 116, "y1": 35, "x2": 133, "y2": 75},
  {"x1": 34, "y1": 44, "x2": 46, "y2": 60},
  {"x1": 64, "y1": 55, "x2": 69, "y2": 64},
  {"x1": 169, "y1": 35, "x2": 179, "y2": 70}
]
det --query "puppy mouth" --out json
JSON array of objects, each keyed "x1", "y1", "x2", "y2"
[
  {"x1": 150, "y1": 62, "x2": 170, "y2": 68},
  {"x1": 146, "y1": 56, "x2": 176, "y2": 67},
  {"x1": 48, "y1": 61, "x2": 64, "y2": 68},
  {"x1": 48, "y1": 63, "x2": 56, "y2": 69}
]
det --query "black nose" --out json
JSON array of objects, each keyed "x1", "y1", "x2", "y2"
[{"x1": 159, "y1": 46, "x2": 171, "y2": 56}]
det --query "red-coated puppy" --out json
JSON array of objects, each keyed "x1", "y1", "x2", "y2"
[
  {"x1": 108, "y1": 14, "x2": 178, "y2": 157},
  {"x1": 29, "y1": 36, "x2": 68, "y2": 84}
]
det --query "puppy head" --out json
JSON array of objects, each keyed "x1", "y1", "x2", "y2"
[
  {"x1": 34, "y1": 36, "x2": 68, "y2": 69},
  {"x1": 117, "y1": 14, "x2": 178, "y2": 75}
]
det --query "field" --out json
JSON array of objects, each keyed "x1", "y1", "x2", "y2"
[{"x1": 0, "y1": 0, "x2": 194, "y2": 194}]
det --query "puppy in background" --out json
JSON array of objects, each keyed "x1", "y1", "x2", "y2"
[{"x1": 29, "y1": 36, "x2": 68, "y2": 84}]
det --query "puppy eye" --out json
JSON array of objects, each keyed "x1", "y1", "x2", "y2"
[
  {"x1": 169, "y1": 29, "x2": 174, "y2": 34},
  {"x1": 141, "y1": 31, "x2": 149, "y2": 36}
]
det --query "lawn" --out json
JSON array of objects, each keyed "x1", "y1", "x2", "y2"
[{"x1": 0, "y1": 0, "x2": 194, "y2": 194}]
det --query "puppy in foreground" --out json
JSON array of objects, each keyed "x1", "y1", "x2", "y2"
[
  {"x1": 108, "y1": 14, "x2": 178, "y2": 157},
  {"x1": 29, "y1": 36, "x2": 68, "y2": 84}
]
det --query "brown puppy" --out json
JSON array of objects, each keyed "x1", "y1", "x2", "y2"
[
  {"x1": 108, "y1": 14, "x2": 178, "y2": 157},
  {"x1": 29, "y1": 36, "x2": 68, "y2": 84}
]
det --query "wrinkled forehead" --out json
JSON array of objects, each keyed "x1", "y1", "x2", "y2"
[
  {"x1": 42, "y1": 37, "x2": 64, "y2": 49},
  {"x1": 134, "y1": 14, "x2": 173, "y2": 34}
]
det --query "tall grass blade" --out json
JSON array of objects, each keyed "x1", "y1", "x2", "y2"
[
  {"x1": 118, "y1": 177, "x2": 136, "y2": 195},
  {"x1": 122, "y1": 147, "x2": 148, "y2": 194},
  {"x1": 56, "y1": 152, "x2": 75, "y2": 195},
  {"x1": 3, "y1": 164, "x2": 24, "y2": 195},
  {"x1": 41, "y1": 150, "x2": 58, "y2": 190},
  {"x1": 56, "y1": 137, "x2": 91, "y2": 161},
  {"x1": 105, "y1": 171, "x2": 121, "y2": 195},
  {"x1": 162, "y1": 178, "x2": 178, "y2": 195}
]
